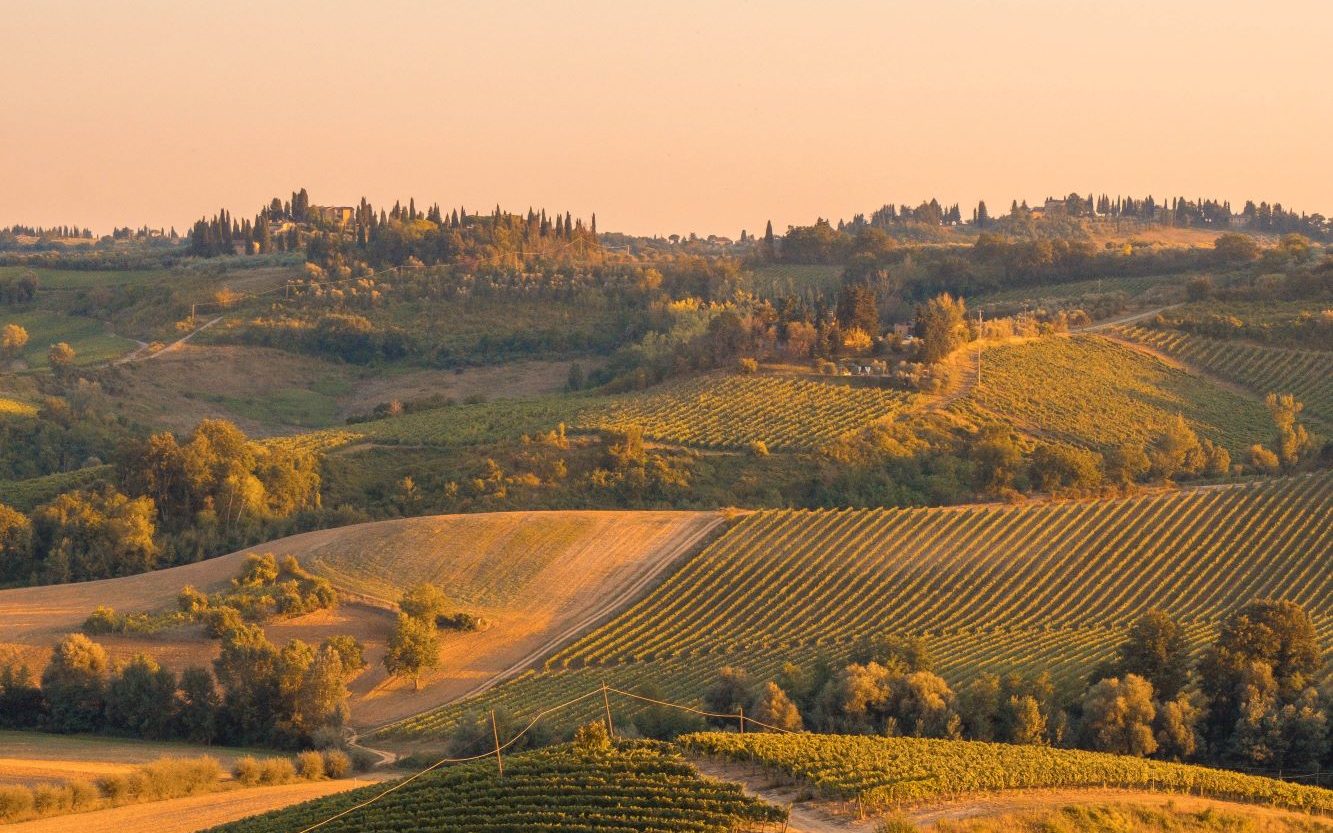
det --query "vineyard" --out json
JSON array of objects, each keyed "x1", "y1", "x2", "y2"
[
  {"x1": 204, "y1": 741, "x2": 786, "y2": 833},
  {"x1": 1114, "y1": 325, "x2": 1332, "y2": 425},
  {"x1": 682, "y1": 733, "x2": 1333, "y2": 815},
  {"x1": 580, "y1": 373, "x2": 917, "y2": 450},
  {"x1": 377, "y1": 473, "x2": 1333, "y2": 740},
  {"x1": 0, "y1": 464, "x2": 112, "y2": 511},
  {"x1": 265, "y1": 395, "x2": 595, "y2": 456},
  {"x1": 947, "y1": 335, "x2": 1272, "y2": 452}
]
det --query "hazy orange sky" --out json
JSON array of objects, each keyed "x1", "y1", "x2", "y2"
[{"x1": 2, "y1": 1, "x2": 1330, "y2": 237}]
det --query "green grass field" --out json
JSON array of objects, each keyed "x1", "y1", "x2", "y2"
[
  {"x1": 0, "y1": 265, "x2": 174, "y2": 290},
  {"x1": 949, "y1": 335, "x2": 1272, "y2": 453},
  {"x1": 972, "y1": 273, "x2": 1187, "y2": 310},
  {"x1": 374, "y1": 473, "x2": 1332, "y2": 741},
  {"x1": 0, "y1": 309, "x2": 138, "y2": 367}
]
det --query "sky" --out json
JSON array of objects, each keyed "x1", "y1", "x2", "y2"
[{"x1": 2, "y1": 0, "x2": 1330, "y2": 238}]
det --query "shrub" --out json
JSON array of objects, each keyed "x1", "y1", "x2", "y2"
[
  {"x1": 204, "y1": 605, "x2": 244, "y2": 638},
  {"x1": 322, "y1": 749, "x2": 352, "y2": 778},
  {"x1": 231, "y1": 756, "x2": 262, "y2": 786},
  {"x1": 82, "y1": 606, "x2": 122, "y2": 634},
  {"x1": 258, "y1": 757, "x2": 297, "y2": 785},
  {"x1": 297, "y1": 750, "x2": 326, "y2": 780},
  {"x1": 737, "y1": 357, "x2": 759, "y2": 374},
  {"x1": 349, "y1": 747, "x2": 380, "y2": 772},
  {"x1": 749, "y1": 440, "x2": 770, "y2": 457},
  {"x1": 0, "y1": 786, "x2": 35, "y2": 823}
]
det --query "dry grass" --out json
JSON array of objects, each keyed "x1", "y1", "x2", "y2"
[
  {"x1": 0, "y1": 732, "x2": 262, "y2": 787},
  {"x1": 0, "y1": 778, "x2": 375, "y2": 833},
  {"x1": 0, "y1": 510, "x2": 721, "y2": 729}
]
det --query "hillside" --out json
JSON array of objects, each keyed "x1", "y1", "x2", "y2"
[
  {"x1": 1115, "y1": 325, "x2": 1332, "y2": 426},
  {"x1": 581, "y1": 372, "x2": 919, "y2": 451},
  {"x1": 0, "y1": 510, "x2": 722, "y2": 727},
  {"x1": 683, "y1": 733, "x2": 1333, "y2": 816},
  {"x1": 377, "y1": 473, "x2": 1332, "y2": 741},
  {"x1": 204, "y1": 741, "x2": 786, "y2": 833},
  {"x1": 948, "y1": 335, "x2": 1272, "y2": 453}
]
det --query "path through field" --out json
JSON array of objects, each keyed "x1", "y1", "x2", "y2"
[
  {"x1": 1073, "y1": 303, "x2": 1182, "y2": 333},
  {"x1": 1, "y1": 778, "x2": 379, "y2": 833}
]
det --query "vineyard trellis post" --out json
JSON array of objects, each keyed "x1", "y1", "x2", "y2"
[
  {"x1": 602, "y1": 682, "x2": 615, "y2": 737},
  {"x1": 490, "y1": 709, "x2": 504, "y2": 777},
  {"x1": 738, "y1": 705, "x2": 745, "y2": 734}
]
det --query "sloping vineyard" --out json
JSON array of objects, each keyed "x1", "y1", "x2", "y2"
[
  {"x1": 580, "y1": 373, "x2": 916, "y2": 450},
  {"x1": 377, "y1": 474, "x2": 1333, "y2": 741},
  {"x1": 682, "y1": 733, "x2": 1333, "y2": 815},
  {"x1": 1115, "y1": 325, "x2": 1332, "y2": 425},
  {"x1": 947, "y1": 335, "x2": 1272, "y2": 452},
  {"x1": 205, "y1": 742, "x2": 785, "y2": 833}
]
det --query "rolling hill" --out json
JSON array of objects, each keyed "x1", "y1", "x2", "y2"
[
  {"x1": 377, "y1": 473, "x2": 1332, "y2": 741},
  {"x1": 0, "y1": 510, "x2": 723, "y2": 728}
]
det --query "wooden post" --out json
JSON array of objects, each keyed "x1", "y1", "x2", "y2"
[
  {"x1": 738, "y1": 705, "x2": 745, "y2": 734},
  {"x1": 601, "y1": 683, "x2": 615, "y2": 737},
  {"x1": 489, "y1": 709, "x2": 504, "y2": 777}
]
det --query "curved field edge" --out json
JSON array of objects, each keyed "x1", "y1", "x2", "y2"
[
  {"x1": 680, "y1": 733, "x2": 1333, "y2": 816},
  {"x1": 0, "y1": 509, "x2": 724, "y2": 730},
  {"x1": 374, "y1": 473, "x2": 1332, "y2": 741}
]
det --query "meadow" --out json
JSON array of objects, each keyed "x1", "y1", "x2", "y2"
[
  {"x1": 0, "y1": 309, "x2": 139, "y2": 366},
  {"x1": 376, "y1": 473, "x2": 1332, "y2": 740}
]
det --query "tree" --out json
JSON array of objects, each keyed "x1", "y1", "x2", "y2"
[
  {"x1": 1115, "y1": 610, "x2": 1191, "y2": 700},
  {"x1": 213, "y1": 624, "x2": 281, "y2": 744},
  {"x1": 971, "y1": 427, "x2": 1024, "y2": 494},
  {"x1": 1, "y1": 323, "x2": 28, "y2": 359},
  {"x1": 1265, "y1": 393, "x2": 1312, "y2": 468},
  {"x1": 1104, "y1": 441, "x2": 1150, "y2": 487},
  {"x1": 291, "y1": 645, "x2": 349, "y2": 738},
  {"x1": 1006, "y1": 695, "x2": 1048, "y2": 746},
  {"x1": 0, "y1": 661, "x2": 45, "y2": 728},
  {"x1": 914, "y1": 293, "x2": 969, "y2": 363},
  {"x1": 47, "y1": 342, "x2": 76, "y2": 376},
  {"x1": 702, "y1": 667, "x2": 754, "y2": 725},
  {"x1": 383, "y1": 613, "x2": 438, "y2": 690},
  {"x1": 30, "y1": 487, "x2": 158, "y2": 582},
  {"x1": 1198, "y1": 600, "x2": 1323, "y2": 751},
  {"x1": 1080, "y1": 674, "x2": 1158, "y2": 757},
  {"x1": 42, "y1": 633, "x2": 109, "y2": 732},
  {"x1": 399, "y1": 583, "x2": 449, "y2": 622},
  {"x1": 889, "y1": 671, "x2": 960, "y2": 738},
  {"x1": 0, "y1": 502, "x2": 33, "y2": 582},
  {"x1": 1147, "y1": 416, "x2": 1202, "y2": 480},
  {"x1": 105, "y1": 655, "x2": 177, "y2": 739},
  {"x1": 1154, "y1": 692, "x2": 1203, "y2": 761},
  {"x1": 750, "y1": 682, "x2": 804, "y2": 731},
  {"x1": 1212, "y1": 233, "x2": 1259, "y2": 264},
  {"x1": 176, "y1": 666, "x2": 219, "y2": 744},
  {"x1": 1028, "y1": 444, "x2": 1103, "y2": 494}
]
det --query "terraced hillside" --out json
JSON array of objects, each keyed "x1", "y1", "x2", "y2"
[
  {"x1": 205, "y1": 742, "x2": 785, "y2": 833},
  {"x1": 1115, "y1": 325, "x2": 1332, "y2": 425},
  {"x1": 378, "y1": 473, "x2": 1332, "y2": 740},
  {"x1": 580, "y1": 373, "x2": 917, "y2": 450},
  {"x1": 0, "y1": 510, "x2": 721, "y2": 728},
  {"x1": 948, "y1": 335, "x2": 1272, "y2": 452}
]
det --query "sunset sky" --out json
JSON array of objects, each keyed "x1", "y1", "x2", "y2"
[{"x1": 3, "y1": 0, "x2": 1330, "y2": 237}]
